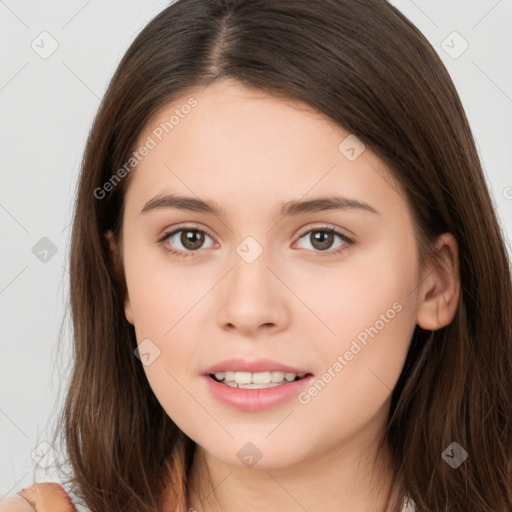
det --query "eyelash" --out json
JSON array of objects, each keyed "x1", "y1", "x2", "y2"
[{"x1": 157, "y1": 225, "x2": 354, "y2": 258}]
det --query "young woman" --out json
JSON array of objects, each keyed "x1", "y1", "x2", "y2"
[{"x1": 4, "y1": 0, "x2": 511, "y2": 511}]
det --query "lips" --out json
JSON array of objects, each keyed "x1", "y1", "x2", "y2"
[
  {"x1": 201, "y1": 358, "x2": 313, "y2": 411},
  {"x1": 204, "y1": 372, "x2": 315, "y2": 411}
]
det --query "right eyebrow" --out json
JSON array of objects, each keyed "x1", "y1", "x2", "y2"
[{"x1": 140, "y1": 194, "x2": 225, "y2": 216}]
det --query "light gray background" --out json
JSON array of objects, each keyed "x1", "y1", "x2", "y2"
[{"x1": 1, "y1": 0, "x2": 511, "y2": 499}]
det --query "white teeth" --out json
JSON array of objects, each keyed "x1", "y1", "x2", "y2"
[
  {"x1": 234, "y1": 371, "x2": 295, "y2": 384},
  {"x1": 271, "y1": 371, "x2": 285, "y2": 383},
  {"x1": 234, "y1": 371, "x2": 253, "y2": 384},
  {"x1": 252, "y1": 371, "x2": 272, "y2": 384},
  {"x1": 212, "y1": 370, "x2": 308, "y2": 387}
]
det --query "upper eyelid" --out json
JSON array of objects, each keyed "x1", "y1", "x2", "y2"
[
  {"x1": 296, "y1": 224, "x2": 350, "y2": 238},
  {"x1": 160, "y1": 223, "x2": 216, "y2": 241}
]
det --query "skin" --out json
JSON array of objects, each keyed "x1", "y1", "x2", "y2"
[
  {"x1": 107, "y1": 78, "x2": 460, "y2": 512},
  {"x1": 0, "y1": 496, "x2": 35, "y2": 512}
]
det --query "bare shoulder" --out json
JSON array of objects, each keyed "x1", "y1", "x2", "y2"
[
  {"x1": 0, "y1": 493, "x2": 91, "y2": 512},
  {"x1": 0, "y1": 495, "x2": 35, "y2": 512},
  {"x1": 0, "y1": 492, "x2": 91, "y2": 512}
]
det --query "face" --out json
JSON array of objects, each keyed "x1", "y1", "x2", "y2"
[{"x1": 117, "y1": 78, "x2": 426, "y2": 470}]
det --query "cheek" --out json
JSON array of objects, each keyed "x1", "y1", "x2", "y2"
[
  {"x1": 127, "y1": 273, "x2": 205, "y2": 406},
  {"x1": 302, "y1": 249, "x2": 412, "y2": 347},
  {"x1": 125, "y1": 263, "x2": 205, "y2": 426},
  {"x1": 292, "y1": 236, "x2": 419, "y2": 347},
  {"x1": 123, "y1": 238, "x2": 201, "y2": 337},
  {"x1": 295, "y1": 287, "x2": 417, "y2": 441},
  {"x1": 295, "y1": 244, "x2": 419, "y2": 424},
  {"x1": 122, "y1": 244, "x2": 201, "y2": 383}
]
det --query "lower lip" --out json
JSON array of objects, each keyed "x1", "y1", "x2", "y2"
[{"x1": 204, "y1": 374, "x2": 314, "y2": 412}]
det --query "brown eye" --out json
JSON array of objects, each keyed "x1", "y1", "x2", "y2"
[
  {"x1": 295, "y1": 228, "x2": 353, "y2": 254},
  {"x1": 180, "y1": 230, "x2": 205, "y2": 250},
  {"x1": 160, "y1": 228, "x2": 216, "y2": 255},
  {"x1": 310, "y1": 230, "x2": 335, "y2": 251}
]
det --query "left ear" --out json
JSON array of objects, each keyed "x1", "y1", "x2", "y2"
[{"x1": 416, "y1": 232, "x2": 461, "y2": 330}]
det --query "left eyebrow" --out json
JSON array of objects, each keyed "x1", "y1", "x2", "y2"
[
  {"x1": 279, "y1": 196, "x2": 379, "y2": 216},
  {"x1": 140, "y1": 193, "x2": 379, "y2": 217}
]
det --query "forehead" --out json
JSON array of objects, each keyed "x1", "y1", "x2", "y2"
[
  {"x1": 140, "y1": 78, "x2": 347, "y2": 159},
  {"x1": 125, "y1": 79, "x2": 406, "y2": 220}
]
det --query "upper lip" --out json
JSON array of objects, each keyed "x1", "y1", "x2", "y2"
[{"x1": 203, "y1": 357, "x2": 311, "y2": 375}]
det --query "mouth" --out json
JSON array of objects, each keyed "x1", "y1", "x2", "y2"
[{"x1": 209, "y1": 371, "x2": 312, "y2": 389}]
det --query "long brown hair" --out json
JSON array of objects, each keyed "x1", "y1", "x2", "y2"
[{"x1": 51, "y1": 0, "x2": 512, "y2": 510}]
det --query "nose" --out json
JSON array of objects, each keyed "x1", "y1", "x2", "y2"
[{"x1": 215, "y1": 245, "x2": 291, "y2": 336}]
